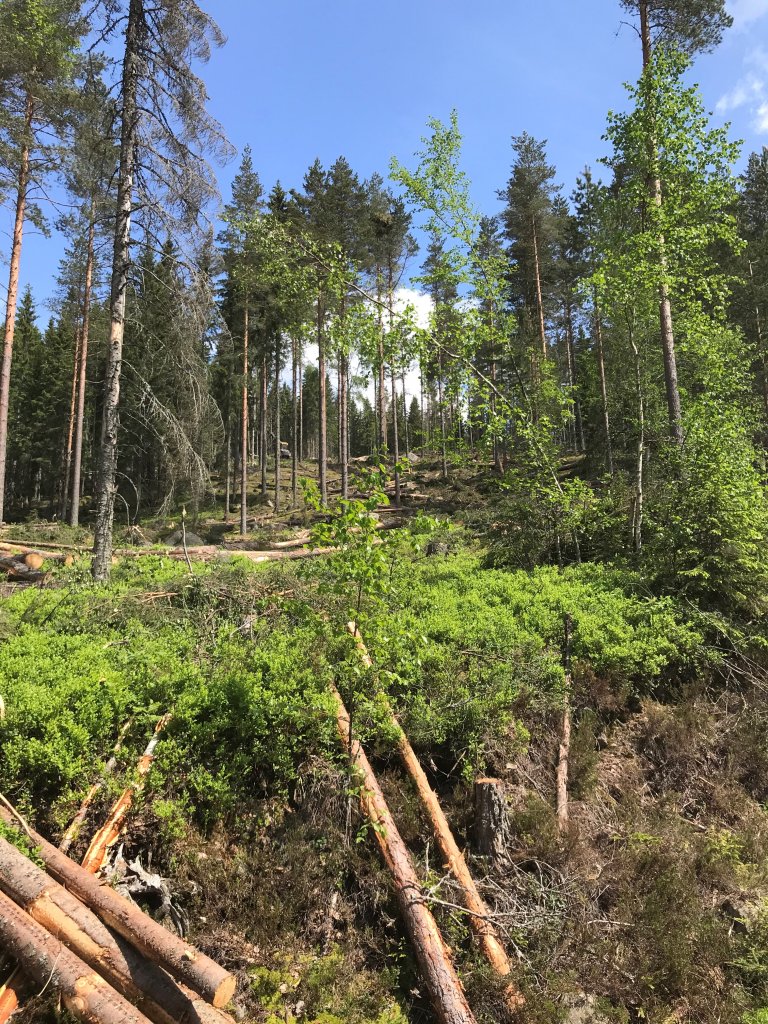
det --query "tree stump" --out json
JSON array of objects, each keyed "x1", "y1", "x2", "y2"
[{"x1": 474, "y1": 778, "x2": 509, "y2": 864}]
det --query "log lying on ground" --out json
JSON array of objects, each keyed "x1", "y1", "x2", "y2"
[
  {"x1": 60, "y1": 720, "x2": 133, "y2": 855},
  {"x1": 330, "y1": 683, "x2": 477, "y2": 1024},
  {"x1": 81, "y1": 714, "x2": 171, "y2": 874},
  {"x1": 347, "y1": 623, "x2": 524, "y2": 1013},
  {"x1": 0, "y1": 888, "x2": 151, "y2": 1024},
  {"x1": 0, "y1": 807, "x2": 235, "y2": 1008},
  {"x1": 0, "y1": 967, "x2": 23, "y2": 1024},
  {"x1": 0, "y1": 835, "x2": 235, "y2": 1024},
  {"x1": 0, "y1": 555, "x2": 47, "y2": 582}
]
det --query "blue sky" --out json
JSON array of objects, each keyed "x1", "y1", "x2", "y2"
[{"x1": 6, "y1": 0, "x2": 768, "y2": 316}]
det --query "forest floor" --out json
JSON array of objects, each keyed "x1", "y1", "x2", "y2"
[{"x1": 0, "y1": 460, "x2": 767, "y2": 1024}]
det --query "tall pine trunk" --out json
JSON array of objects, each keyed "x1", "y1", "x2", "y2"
[
  {"x1": 593, "y1": 292, "x2": 614, "y2": 477},
  {"x1": 274, "y1": 343, "x2": 281, "y2": 513},
  {"x1": 640, "y1": 1, "x2": 683, "y2": 444},
  {"x1": 531, "y1": 216, "x2": 547, "y2": 360},
  {"x1": 61, "y1": 322, "x2": 82, "y2": 521},
  {"x1": 92, "y1": 1, "x2": 141, "y2": 581},
  {"x1": 317, "y1": 292, "x2": 327, "y2": 505},
  {"x1": 291, "y1": 337, "x2": 298, "y2": 507},
  {"x1": 259, "y1": 351, "x2": 268, "y2": 497},
  {"x1": 391, "y1": 366, "x2": 401, "y2": 506},
  {"x1": 0, "y1": 93, "x2": 34, "y2": 524},
  {"x1": 240, "y1": 305, "x2": 249, "y2": 536},
  {"x1": 69, "y1": 207, "x2": 95, "y2": 528},
  {"x1": 564, "y1": 299, "x2": 585, "y2": 453}
]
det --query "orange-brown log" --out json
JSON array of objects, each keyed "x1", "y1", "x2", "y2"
[
  {"x1": 0, "y1": 556, "x2": 46, "y2": 582},
  {"x1": 331, "y1": 683, "x2": 476, "y2": 1024},
  {"x1": 0, "y1": 967, "x2": 23, "y2": 1024},
  {"x1": 0, "y1": 889, "x2": 151, "y2": 1024},
  {"x1": 60, "y1": 721, "x2": 133, "y2": 855},
  {"x1": 0, "y1": 834, "x2": 235, "y2": 1024},
  {"x1": 81, "y1": 715, "x2": 171, "y2": 874},
  {"x1": 347, "y1": 622, "x2": 524, "y2": 1013},
  {"x1": 0, "y1": 807, "x2": 235, "y2": 1009}
]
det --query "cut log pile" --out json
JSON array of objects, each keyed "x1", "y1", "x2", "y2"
[{"x1": 0, "y1": 803, "x2": 237, "y2": 1024}]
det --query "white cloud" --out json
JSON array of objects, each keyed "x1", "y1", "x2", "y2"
[
  {"x1": 728, "y1": 0, "x2": 768, "y2": 29},
  {"x1": 716, "y1": 45, "x2": 768, "y2": 133}
]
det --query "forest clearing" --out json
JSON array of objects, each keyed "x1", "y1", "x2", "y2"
[{"x1": 1, "y1": 0, "x2": 768, "y2": 1022}]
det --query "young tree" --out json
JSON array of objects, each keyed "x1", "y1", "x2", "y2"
[
  {"x1": 91, "y1": 0, "x2": 230, "y2": 580},
  {"x1": 0, "y1": 0, "x2": 85, "y2": 522},
  {"x1": 618, "y1": 0, "x2": 732, "y2": 443}
]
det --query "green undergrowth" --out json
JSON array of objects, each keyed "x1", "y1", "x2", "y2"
[{"x1": 1, "y1": 538, "x2": 757, "y2": 1023}]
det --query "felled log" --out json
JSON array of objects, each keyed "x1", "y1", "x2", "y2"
[
  {"x1": 81, "y1": 715, "x2": 171, "y2": 874},
  {"x1": 60, "y1": 720, "x2": 133, "y2": 855},
  {"x1": 557, "y1": 614, "x2": 573, "y2": 833},
  {"x1": 331, "y1": 684, "x2": 476, "y2": 1024},
  {"x1": 0, "y1": 967, "x2": 23, "y2": 1024},
  {"x1": 0, "y1": 835, "x2": 234, "y2": 1024},
  {"x1": 0, "y1": 888, "x2": 152, "y2": 1024},
  {"x1": 347, "y1": 623, "x2": 524, "y2": 1012},
  {"x1": 0, "y1": 555, "x2": 46, "y2": 582},
  {"x1": 0, "y1": 807, "x2": 235, "y2": 1008}
]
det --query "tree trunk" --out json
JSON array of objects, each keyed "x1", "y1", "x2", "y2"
[
  {"x1": 347, "y1": 624, "x2": 523, "y2": 1012},
  {"x1": 474, "y1": 779, "x2": 509, "y2": 864},
  {"x1": 70, "y1": 205, "x2": 96, "y2": 528},
  {"x1": 240, "y1": 305, "x2": 249, "y2": 536},
  {"x1": 340, "y1": 352, "x2": 349, "y2": 499},
  {"x1": 61, "y1": 321, "x2": 82, "y2": 522},
  {"x1": 291, "y1": 337, "x2": 299, "y2": 507},
  {"x1": 377, "y1": 273, "x2": 387, "y2": 455},
  {"x1": 92, "y1": 2, "x2": 141, "y2": 581},
  {"x1": 0, "y1": 889, "x2": 152, "y2": 1024},
  {"x1": 556, "y1": 615, "x2": 573, "y2": 833},
  {"x1": 0, "y1": 93, "x2": 34, "y2": 524},
  {"x1": 592, "y1": 293, "x2": 614, "y2": 476},
  {"x1": 330, "y1": 685, "x2": 477, "y2": 1024},
  {"x1": 391, "y1": 366, "x2": 401, "y2": 506},
  {"x1": 0, "y1": 807, "x2": 235, "y2": 1009},
  {"x1": 259, "y1": 352, "x2": 268, "y2": 498},
  {"x1": 274, "y1": 344, "x2": 281, "y2": 513},
  {"x1": 748, "y1": 260, "x2": 768, "y2": 423},
  {"x1": 224, "y1": 430, "x2": 231, "y2": 522},
  {"x1": 629, "y1": 324, "x2": 645, "y2": 553},
  {"x1": 639, "y1": 0, "x2": 683, "y2": 445},
  {"x1": 438, "y1": 354, "x2": 448, "y2": 480},
  {"x1": 564, "y1": 299, "x2": 585, "y2": 453},
  {"x1": 531, "y1": 216, "x2": 547, "y2": 361},
  {"x1": 318, "y1": 293, "x2": 328, "y2": 506}
]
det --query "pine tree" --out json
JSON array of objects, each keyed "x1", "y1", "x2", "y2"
[{"x1": 0, "y1": 0, "x2": 85, "y2": 522}]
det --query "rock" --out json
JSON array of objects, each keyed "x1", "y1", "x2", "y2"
[
  {"x1": 719, "y1": 895, "x2": 759, "y2": 934},
  {"x1": 425, "y1": 539, "x2": 449, "y2": 556},
  {"x1": 164, "y1": 529, "x2": 205, "y2": 547},
  {"x1": 561, "y1": 993, "x2": 612, "y2": 1024}
]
